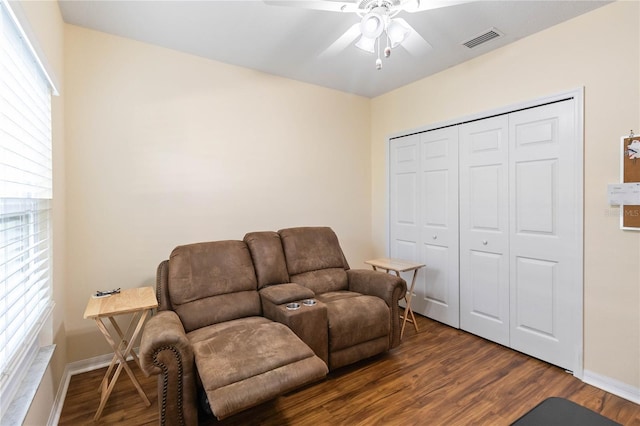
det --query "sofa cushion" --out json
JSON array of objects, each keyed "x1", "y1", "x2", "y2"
[
  {"x1": 314, "y1": 290, "x2": 360, "y2": 304},
  {"x1": 279, "y1": 227, "x2": 350, "y2": 275},
  {"x1": 177, "y1": 291, "x2": 261, "y2": 334},
  {"x1": 289, "y1": 268, "x2": 349, "y2": 294},
  {"x1": 189, "y1": 317, "x2": 328, "y2": 419},
  {"x1": 244, "y1": 231, "x2": 290, "y2": 289},
  {"x1": 168, "y1": 241, "x2": 261, "y2": 332}
]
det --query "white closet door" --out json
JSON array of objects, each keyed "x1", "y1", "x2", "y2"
[
  {"x1": 509, "y1": 100, "x2": 579, "y2": 371},
  {"x1": 459, "y1": 116, "x2": 510, "y2": 346},
  {"x1": 389, "y1": 134, "x2": 420, "y2": 263},
  {"x1": 416, "y1": 127, "x2": 459, "y2": 327}
]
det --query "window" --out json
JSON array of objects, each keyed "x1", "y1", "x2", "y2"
[{"x1": 0, "y1": 0, "x2": 54, "y2": 410}]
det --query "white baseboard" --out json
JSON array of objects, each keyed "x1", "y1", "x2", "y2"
[
  {"x1": 583, "y1": 370, "x2": 640, "y2": 405},
  {"x1": 47, "y1": 351, "x2": 138, "y2": 426}
]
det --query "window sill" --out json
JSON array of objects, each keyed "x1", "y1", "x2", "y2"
[{"x1": 1, "y1": 345, "x2": 55, "y2": 425}]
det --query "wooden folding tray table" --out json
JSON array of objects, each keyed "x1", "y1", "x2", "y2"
[{"x1": 83, "y1": 286, "x2": 158, "y2": 421}]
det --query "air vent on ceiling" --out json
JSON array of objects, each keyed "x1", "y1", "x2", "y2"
[{"x1": 462, "y1": 28, "x2": 503, "y2": 49}]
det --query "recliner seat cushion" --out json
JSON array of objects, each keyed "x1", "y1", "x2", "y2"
[
  {"x1": 189, "y1": 316, "x2": 328, "y2": 419},
  {"x1": 314, "y1": 290, "x2": 360, "y2": 304}
]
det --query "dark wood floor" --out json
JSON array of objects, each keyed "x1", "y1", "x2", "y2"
[{"x1": 59, "y1": 314, "x2": 640, "y2": 425}]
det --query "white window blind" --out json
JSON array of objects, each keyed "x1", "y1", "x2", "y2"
[{"x1": 0, "y1": 0, "x2": 53, "y2": 404}]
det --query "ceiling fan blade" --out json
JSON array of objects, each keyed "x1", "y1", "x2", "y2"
[
  {"x1": 402, "y1": 0, "x2": 473, "y2": 13},
  {"x1": 263, "y1": 0, "x2": 358, "y2": 13},
  {"x1": 319, "y1": 23, "x2": 361, "y2": 57},
  {"x1": 395, "y1": 18, "x2": 432, "y2": 56}
]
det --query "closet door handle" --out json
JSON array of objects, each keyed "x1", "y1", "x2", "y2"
[
  {"x1": 432, "y1": 235, "x2": 438, "y2": 240},
  {"x1": 482, "y1": 240, "x2": 488, "y2": 245}
]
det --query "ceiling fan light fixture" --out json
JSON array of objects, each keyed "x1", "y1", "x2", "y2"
[
  {"x1": 355, "y1": 35, "x2": 376, "y2": 53},
  {"x1": 387, "y1": 19, "x2": 411, "y2": 47},
  {"x1": 360, "y1": 11, "x2": 385, "y2": 39}
]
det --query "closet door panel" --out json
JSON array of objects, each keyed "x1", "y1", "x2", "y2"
[
  {"x1": 459, "y1": 116, "x2": 510, "y2": 346},
  {"x1": 509, "y1": 100, "x2": 578, "y2": 371},
  {"x1": 390, "y1": 135, "x2": 420, "y2": 263},
  {"x1": 422, "y1": 244, "x2": 449, "y2": 306},
  {"x1": 515, "y1": 160, "x2": 557, "y2": 234},
  {"x1": 514, "y1": 257, "x2": 556, "y2": 336},
  {"x1": 469, "y1": 164, "x2": 502, "y2": 229},
  {"x1": 414, "y1": 127, "x2": 459, "y2": 328},
  {"x1": 468, "y1": 250, "x2": 503, "y2": 321}
]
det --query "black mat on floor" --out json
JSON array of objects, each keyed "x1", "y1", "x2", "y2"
[{"x1": 511, "y1": 397, "x2": 621, "y2": 426}]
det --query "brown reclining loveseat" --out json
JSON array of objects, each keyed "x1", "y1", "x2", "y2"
[{"x1": 140, "y1": 227, "x2": 407, "y2": 424}]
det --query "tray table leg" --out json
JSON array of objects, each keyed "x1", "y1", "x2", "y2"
[
  {"x1": 92, "y1": 310, "x2": 152, "y2": 421},
  {"x1": 399, "y1": 269, "x2": 420, "y2": 338}
]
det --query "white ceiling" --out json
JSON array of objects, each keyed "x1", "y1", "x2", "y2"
[{"x1": 58, "y1": 0, "x2": 611, "y2": 98}]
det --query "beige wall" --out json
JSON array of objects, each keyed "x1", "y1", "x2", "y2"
[
  {"x1": 371, "y1": 1, "x2": 640, "y2": 389},
  {"x1": 63, "y1": 24, "x2": 372, "y2": 360},
  {"x1": 14, "y1": 0, "x2": 67, "y2": 424}
]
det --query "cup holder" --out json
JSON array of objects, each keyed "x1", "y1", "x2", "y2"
[
  {"x1": 302, "y1": 299, "x2": 317, "y2": 306},
  {"x1": 286, "y1": 302, "x2": 301, "y2": 310}
]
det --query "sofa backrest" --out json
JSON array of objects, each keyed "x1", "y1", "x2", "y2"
[
  {"x1": 278, "y1": 227, "x2": 350, "y2": 294},
  {"x1": 243, "y1": 231, "x2": 290, "y2": 289},
  {"x1": 167, "y1": 240, "x2": 261, "y2": 333}
]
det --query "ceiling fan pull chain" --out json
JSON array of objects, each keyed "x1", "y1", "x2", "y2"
[
  {"x1": 384, "y1": 31, "x2": 392, "y2": 58},
  {"x1": 376, "y1": 36, "x2": 382, "y2": 70}
]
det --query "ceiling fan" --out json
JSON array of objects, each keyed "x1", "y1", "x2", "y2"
[{"x1": 265, "y1": 0, "x2": 470, "y2": 70}]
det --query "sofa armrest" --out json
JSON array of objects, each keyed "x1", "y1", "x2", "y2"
[
  {"x1": 259, "y1": 283, "x2": 315, "y2": 305},
  {"x1": 347, "y1": 269, "x2": 407, "y2": 306},
  {"x1": 347, "y1": 269, "x2": 407, "y2": 349},
  {"x1": 140, "y1": 310, "x2": 198, "y2": 426}
]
